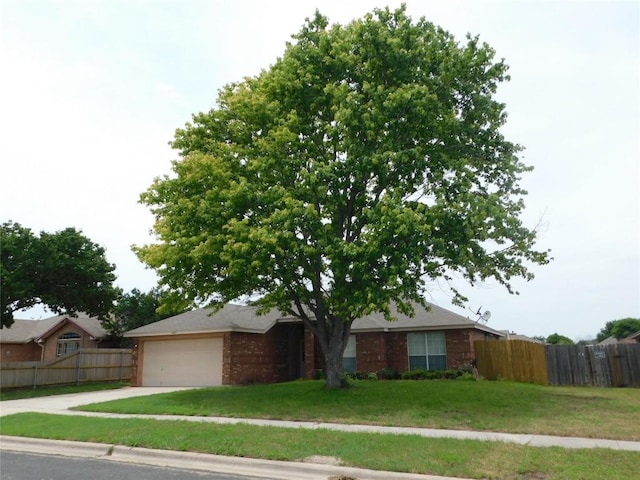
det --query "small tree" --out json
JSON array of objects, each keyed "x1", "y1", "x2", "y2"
[
  {"x1": 135, "y1": 7, "x2": 550, "y2": 388},
  {"x1": 546, "y1": 333, "x2": 574, "y2": 345},
  {"x1": 1, "y1": 221, "x2": 118, "y2": 327}
]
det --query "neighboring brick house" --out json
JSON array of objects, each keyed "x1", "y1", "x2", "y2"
[
  {"x1": 125, "y1": 302, "x2": 503, "y2": 387},
  {"x1": 0, "y1": 313, "x2": 114, "y2": 362}
]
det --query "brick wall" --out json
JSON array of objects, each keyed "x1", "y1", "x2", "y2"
[
  {"x1": 386, "y1": 332, "x2": 409, "y2": 371},
  {"x1": 445, "y1": 329, "x2": 475, "y2": 369},
  {"x1": 356, "y1": 332, "x2": 388, "y2": 372},
  {"x1": 304, "y1": 328, "x2": 316, "y2": 378},
  {"x1": 224, "y1": 324, "x2": 302, "y2": 385},
  {"x1": 1, "y1": 343, "x2": 42, "y2": 361},
  {"x1": 352, "y1": 331, "x2": 408, "y2": 373},
  {"x1": 130, "y1": 342, "x2": 139, "y2": 386},
  {"x1": 353, "y1": 329, "x2": 481, "y2": 373}
]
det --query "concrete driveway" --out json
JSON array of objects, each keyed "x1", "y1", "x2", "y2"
[{"x1": 0, "y1": 387, "x2": 192, "y2": 417}]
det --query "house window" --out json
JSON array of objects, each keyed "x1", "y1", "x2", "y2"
[
  {"x1": 342, "y1": 335, "x2": 357, "y2": 373},
  {"x1": 407, "y1": 332, "x2": 447, "y2": 371},
  {"x1": 57, "y1": 332, "x2": 81, "y2": 357}
]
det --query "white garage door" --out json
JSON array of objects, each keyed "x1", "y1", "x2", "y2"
[{"x1": 141, "y1": 337, "x2": 223, "y2": 387}]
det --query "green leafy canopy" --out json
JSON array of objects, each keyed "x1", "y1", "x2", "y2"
[
  {"x1": 138, "y1": 6, "x2": 548, "y2": 314},
  {"x1": 135, "y1": 6, "x2": 550, "y2": 385},
  {"x1": 1, "y1": 221, "x2": 118, "y2": 328},
  {"x1": 596, "y1": 318, "x2": 640, "y2": 342}
]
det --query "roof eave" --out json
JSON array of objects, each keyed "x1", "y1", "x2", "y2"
[
  {"x1": 0, "y1": 339, "x2": 35, "y2": 345},
  {"x1": 351, "y1": 323, "x2": 504, "y2": 336},
  {"x1": 124, "y1": 326, "x2": 270, "y2": 338}
]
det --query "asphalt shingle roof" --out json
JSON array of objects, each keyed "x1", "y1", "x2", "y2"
[
  {"x1": 0, "y1": 313, "x2": 108, "y2": 344},
  {"x1": 124, "y1": 304, "x2": 286, "y2": 337},
  {"x1": 124, "y1": 302, "x2": 504, "y2": 338}
]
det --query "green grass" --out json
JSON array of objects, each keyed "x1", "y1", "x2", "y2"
[
  {"x1": 76, "y1": 379, "x2": 640, "y2": 440},
  {"x1": 1, "y1": 412, "x2": 637, "y2": 480},
  {"x1": 0, "y1": 382, "x2": 128, "y2": 401}
]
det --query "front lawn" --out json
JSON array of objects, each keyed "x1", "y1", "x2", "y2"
[
  {"x1": 0, "y1": 382, "x2": 128, "y2": 401},
  {"x1": 76, "y1": 380, "x2": 640, "y2": 440},
  {"x1": 1, "y1": 412, "x2": 637, "y2": 480}
]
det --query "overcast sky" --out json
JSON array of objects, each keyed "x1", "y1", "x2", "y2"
[{"x1": 1, "y1": 0, "x2": 638, "y2": 340}]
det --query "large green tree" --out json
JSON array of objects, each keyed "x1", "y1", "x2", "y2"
[
  {"x1": 136, "y1": 7, "x2": 550, "y2": 388},
  {"x1": 1, "y1": 221, "x2": 118, "y2": 328},
  {"x1": 596, "y1": 318, "x2": 640, "y2": 342}
]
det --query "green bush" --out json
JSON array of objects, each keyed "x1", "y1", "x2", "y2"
[
  {"x1": 340, "y1": 375, "x2": 355, "y2": 388},
  {"x1": 401, "y1": 368, "x2": 467, "y2": 381},
  {"x1": 377, "y1": 367, "x2": 401, "y2": 380},
  {"x1": 329, "y1": 368, "x2": 471, "y2": 382},
  {"x1": 344, "y1": 371, "x2": 379, "y2": 381},
  {"x1": 311, "y1": 369, "x2": 326, "y2": 380},
  {"x1": 401, "y1": 369, "x2": 429, "y2": 380}
]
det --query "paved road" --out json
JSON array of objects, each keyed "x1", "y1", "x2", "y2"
[{"x1": 1, "y1": 450, "x2": 268, "y2": 480}]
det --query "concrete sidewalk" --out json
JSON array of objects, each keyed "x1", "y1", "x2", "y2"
[{"x1": 1, "y1": 386, "x2": 639, "y2": 480}]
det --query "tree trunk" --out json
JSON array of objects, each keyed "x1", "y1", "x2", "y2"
[
  {"x1": 314, "y1": 314, "x2": 352, "y2": 389},
  {"x1": 323, "y1": 335, "x2": 346, "y2": 388}
]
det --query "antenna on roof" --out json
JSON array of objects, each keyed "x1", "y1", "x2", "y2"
[{"x1": 469, "y1": 306, "x2": 491, "y2": 324}]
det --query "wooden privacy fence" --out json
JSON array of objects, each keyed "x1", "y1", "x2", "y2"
[
  {"x1": 0, "y1": 348, "x2": 132, "y2": 389},
  {"x1": 546, "y1": 343, "x2": 640, "y2": 387},
  {"x1": 475, "y1": 340, "x2": 548, "y2": 385},
  {"x1": 475, "y1": 340, "x2": 640, "y2": 387}
]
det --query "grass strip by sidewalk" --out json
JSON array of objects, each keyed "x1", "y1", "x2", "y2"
[
  {"x1": 1, "y1": 412, "x2": 638, "y2": 480},
  {"x1": 0, "y1": 382, "x2": 128, "y2": 401},
  {"x1": 76, "y1": 380, "x2": 640, "y2": 441}
]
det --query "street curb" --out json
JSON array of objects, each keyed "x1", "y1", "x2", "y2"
[
  {"x1": 0, "y1": 435, "x2": 463, "y2": 480},
  {"x1": 0, "y1": 436, "x2": 111, "y2": 457}
]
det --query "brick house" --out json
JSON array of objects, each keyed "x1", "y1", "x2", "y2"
[
  {"x1": 0, "y1": 313, "x2": 114, "y2": 362},
  {"x1": 125, "y1": 302, "x2": 503, "y2": 387}
]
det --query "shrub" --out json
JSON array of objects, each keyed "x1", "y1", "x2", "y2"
[
  {"x1": 340, "y1": 375, "x2": 354, "y2": 388},
  {"x1": 455, "y1": 372, "x2": 478, "y2": 381},
  {"x1": 443, "y1": 369, "x2": 462, "y2": 380},
  {"x1": 312, "y1": 369, "x2": 326, "y2": 380},
  {"x1": 401, "y1": 368, "x2": 468, "y2": 381},
  {"x1": 344, "y1": 371, "x2": 379, "y2": 381},
  {"x1": 402, "y1": 369, "x2": 429, "y2": 380},
  {"x1": 377, "y1": 367, "x2": 401, "y2": 380},
  {"x1": 459, "y1": 365, "x2": 474, "y2": 375}
]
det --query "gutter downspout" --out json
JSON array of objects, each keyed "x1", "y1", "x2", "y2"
[{"x1": 36, "y1": 339, "x2": 45, "y2": 361}]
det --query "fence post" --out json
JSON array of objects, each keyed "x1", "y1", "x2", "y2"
[
  {"x1": 76, "y1": 350, "x2": 82, "y2": 386},
  {"x1": 119, "y1": 350, "x2": 124, "y2": 382},
  {"x1": 33, "y1": 364, "x2": 38, "y2": 389},
  {"x1": 610, "y1": 344, "x2": 622, "y2": 387}
]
